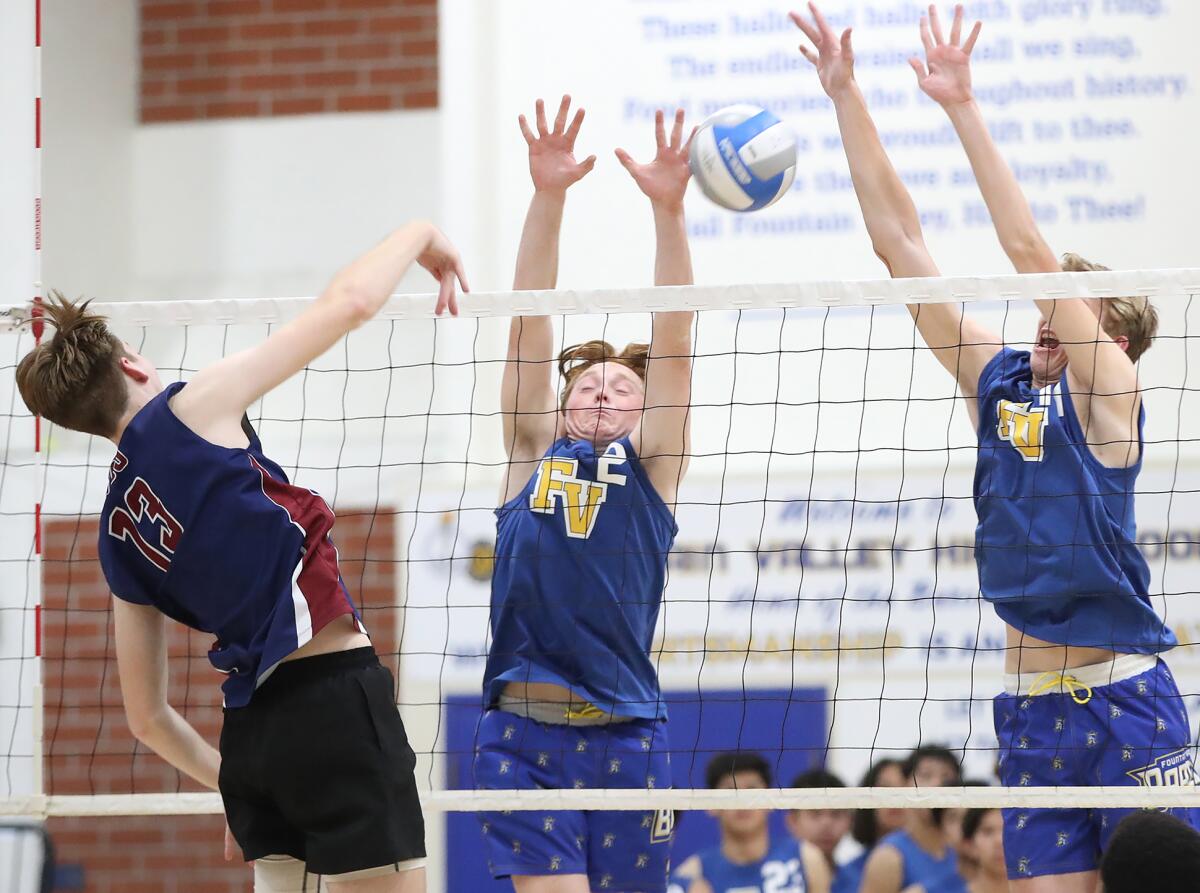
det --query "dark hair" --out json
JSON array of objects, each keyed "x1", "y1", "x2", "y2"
[
  {"x1": 902, "y1": 746, "x2": 963, "y2": 826},
  {"x1": 790, "y1": 768, "x2": 845, "y2": 790},
  {"x1": 1101, "y1": 811, "x2": 1200, "y2": 893},
  {"x1": 16, "y1": 293, "x2": 129, "y2": 438},
  {"x1": 850, "y1": 758, "x2": 904, "y2": 848},
  {"x1": 902, "y1": 745, "x2": 963, "y2": 784},
  {"x1": 557, "y1": 340, "x2": 649, "y2": 409},
  {"x1": 705, "y1": 752, "x2": 771, "y2": 790},
  {"x1": 959, "y1": 782, "x2": 997, "y2": 840},
  {"x1": 961, "y1": 807, "x2": 995, "y2": 841}
]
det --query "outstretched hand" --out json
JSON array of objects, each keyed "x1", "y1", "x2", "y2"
[
  {"x1": 791, "y1": 2, "x2": 855, "y2": 99},
  {"x1": 910, "y1": 3, "x2": 982, "y2": 107},
  {"x1": 615, "y1": 108, "x2": 695, "y2": 211},
  {"x1": 520, "y1": 95, "x2": 597, "y2": 194},
  {"x1": 419, "y1": 224, "x2": 469, "y2": 317}
]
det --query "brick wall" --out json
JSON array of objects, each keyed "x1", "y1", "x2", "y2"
[
  {"x1": 140, "y1": 0, "x2": 438, "y2": 123},
  {"x1": 43, "y1": 508, "x2": 399, "y2": 893}
]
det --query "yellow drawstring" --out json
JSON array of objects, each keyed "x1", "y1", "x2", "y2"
[
  {"x1": 564, "y1": 702, "x2": 607, "y2": 721},
  {"x1": 1029, "y1": 672, "x2": 1093, "y2": 705}
]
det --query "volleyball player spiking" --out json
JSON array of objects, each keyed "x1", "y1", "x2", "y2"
[
  {"x1": 17, "y1": 223, "x2": 466, "y2": 892},
  {"x1": 794, "y1": 3, "x2": 1197, "y2": 890},
  {"x1": 473, "y1": 95, "x2": 694, "y2": 893}
]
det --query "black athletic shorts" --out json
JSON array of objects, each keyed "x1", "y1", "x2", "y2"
[{"x1": 219, "y1": 647, "x2": 425, "y2": 875}]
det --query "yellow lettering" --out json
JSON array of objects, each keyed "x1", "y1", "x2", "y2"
[
  {"x1": 530, "y1": 458, "x2": 579, "y2": 513},
  {"x1": 997, "y1": 400, "x2": 1048, "y2": 461},
  {"x1": 528, "y1": 458, "x2": 614, "y2": 539}
]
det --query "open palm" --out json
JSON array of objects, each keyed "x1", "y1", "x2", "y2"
[
  {"x1": 910, "y1": 4, "x2": 982, "y2": 107},
  {"x1": 520, "y1": 95, "x2": 596, "y2": 194},
  {"x1": 615, "y1": 108, "x2": 695, "y2": 210},
  {"x1": 791, "y1": 3, "x2": 855, "y2": 99}
]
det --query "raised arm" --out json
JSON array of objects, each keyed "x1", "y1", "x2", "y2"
[
  {"x1": 501, "y1": 96, "x2": 597, "y2": 469},
  {"x1": 793, "y1": 3, "x2": 999, "y2": 401},
  {"x1": 914, "y1": 3, "x2": 1135, "y2": 402},
  {"x1": 616, "y1": 108, "x2": 695, "y2": 505},
  {"x1": 173, "y1": 220, "x2": 467, "y2": 447}
]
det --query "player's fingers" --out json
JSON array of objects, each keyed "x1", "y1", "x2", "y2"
[
  {"x1": 654, "y1": 109, "x2": 666, "y2": 148},
  {"x1": 963, "y1": 19, "x2": 983, "y2": 54},
  {"x1": 841, "y1": 27, "x2": 853, "y2": 57},
  {"x1": 553, "y1": 94, "x2": 570, "y2": 135},
  {"x1": 454, "y1": 257, "x2": 470, "y2": 294},
  {"x1": 535, "y1": 98, "x2": 548, "y2": 137},
  {"x1": 670, "y1": 108, "x2": 685, "y2": 150},
  {"x1": 809, "y1": 1, "x2": 835, "y2": 43},
  {"x1": 435, "y1": 271, "x2": 454, "y2": 317},
  {"x1": 518, "y1": 114, "x2": 535, "y2": 145},
  {"x1": 920, "y1": 15, "x2": 935, "y2": 54},
  {"x1": 614, "y1": 147, "x2": 637, "y2": 171},
  {"x1": 788, "y1": 10, "x2": 821, "y2": 47},
  {"x1": 908, "y1": 57, "x2": 928, "y2": 81},
  {"x1": 565, "y1": 107, "x2": 586, "y2": 145},
  {"x1": 929, "y1": 4, "x2": 946, "y2": 44},
  {"x1": 579, "y1": 154, "x2": 597, "y2": 175},
  {"x1": 798, "y1": 44, "x2": 818, "y2": 66},
  {"x1": 950, "y1": 3, "x2": 963, "y2": 45}
]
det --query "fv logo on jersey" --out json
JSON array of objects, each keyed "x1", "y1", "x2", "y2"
[{"x1": 529, "y1": 441, "x2": 629, "y2": 538}]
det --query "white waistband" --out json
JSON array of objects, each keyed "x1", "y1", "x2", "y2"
[{"x1": 1003, "y1": 653, "x2": 1159, "y2": 697}]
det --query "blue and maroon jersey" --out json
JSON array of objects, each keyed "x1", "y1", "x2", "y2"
[{"x1": 98, "y1": 381, "x2": 362, "y2": 707}]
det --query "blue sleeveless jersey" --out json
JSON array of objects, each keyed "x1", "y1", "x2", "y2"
[
  {"x1": 98, "y1": 382, "x2": 362, "y2": 707},
  {"x1": 879, "y1": 829, "x2": 965, "y2": 893},
  {"x1": 694, "y1": 838, "x2": 809, "y2": 893},
  {"x1": 974, "y1": 349, "x2": 1175, "y2": 653},
  {"x1": 485, "y1": 436, "x2": 677, "y2": 719}
]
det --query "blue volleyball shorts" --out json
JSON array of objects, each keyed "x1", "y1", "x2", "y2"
[
  {"x1": 473, "y1": 709, "x2": 674, "y2": 892},
  {"x1": 994, "y1": 656, "x2": 1200, "y2": 879}
]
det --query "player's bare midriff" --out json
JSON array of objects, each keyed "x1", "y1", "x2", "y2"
[
  {"x1": 282, "y1": 614, "x2": 371, "y2": 663},
  {"x1": 1004, "y1": 624, "x2": 1118, "y2": 674},
  {"x1": 501, "y1": 680, "x2": 595, "y2": 711}
]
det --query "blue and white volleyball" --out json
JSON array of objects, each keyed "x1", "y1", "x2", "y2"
[{"x1": 688, "y1": 105, "x2": 797, "y2": 212}]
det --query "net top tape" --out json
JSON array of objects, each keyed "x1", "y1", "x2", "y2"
[
  {"x1": 4, "y1": 786, "x2": 1200, "y2": 817},
  {"x1": 4, "y1": 268, "x2": 1200, "y2": 330}
]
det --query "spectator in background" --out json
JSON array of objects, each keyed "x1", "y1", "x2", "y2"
[
  {"x1": 860, "y1": 745, "x2": 967, "y2": 893},
  {"x1": 1099, "y1": 810, "x2": 1200, "y2": 893},
  {"x1": 837, "y1": 758, "x2": 907, "y2": 893},
  {"x1": 785, "y1": 769, "x2": 854, "y2": 892},
  {"x1": 957, "y1": 808, "x2": 1006, "y2": 893},
  {"x1": 668, "y1": 752, "x2": 830, "y2": 893}
]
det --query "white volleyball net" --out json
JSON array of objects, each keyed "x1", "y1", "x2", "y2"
[{"x1": 1, "y1": 271, "x2": 1199, "y2": 886}]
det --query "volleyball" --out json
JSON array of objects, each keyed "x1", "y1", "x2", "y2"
[{"x1": 688, "y1": 104, "x2": 798, "y2": 212}]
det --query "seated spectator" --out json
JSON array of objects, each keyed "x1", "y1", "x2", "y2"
[
  {"x1": 785, "y1": 768, "x2": 853, "y2": 891},
  {"x1": 837, "y1": 758, "x2": 908, "y2": 893},
  {"x1": 957, "y1": 807, "x2": 1006, "y2": 893},
  {"x1": 860, "y1": 746, "x2": 968, "y2": 893},
  {"x1": 669, "y1": 752, "x2": 830, "y2": 893}
]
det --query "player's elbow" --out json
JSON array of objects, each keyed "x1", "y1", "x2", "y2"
[
  {"x1": 324, "y1": 281, "x2": 378, "y2": 330},
  {"x1": 868, "y1": 223, "x2": 919, "y2": 263},
  {"x1": 124, "y1": 701, "x2": 167, "y2": 745}
]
